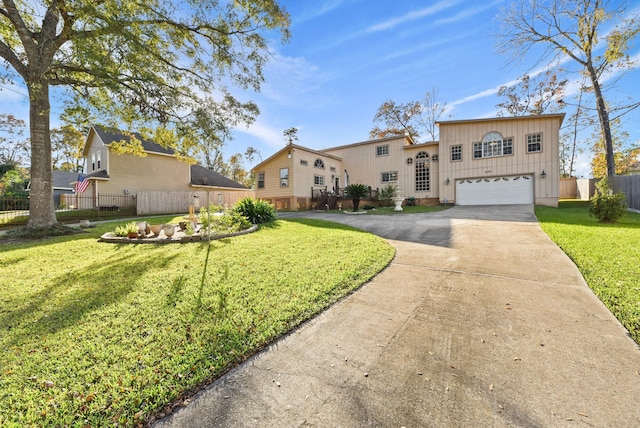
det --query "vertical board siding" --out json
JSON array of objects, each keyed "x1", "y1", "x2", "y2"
[{"x1": 438, "y1": 115, "x2": 561, "y2": 206}]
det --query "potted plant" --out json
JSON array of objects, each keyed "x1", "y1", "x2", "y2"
[{"x1": 114, "y1": 221, "x2": 139, "y2": 238}]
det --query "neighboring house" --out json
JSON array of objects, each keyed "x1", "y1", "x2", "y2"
[
  {"x1": 77, "y1": 125, "x2": 248, "y2": 210},
  {"x1": 253, "y1": 113, "x2": 565, "y2": 209},
  {"x1": 52, "y1": 171, "x2": 79, "y2": 207},
  {"x1": 26, "y1": 170, "x2": 78, "y2": 207}
]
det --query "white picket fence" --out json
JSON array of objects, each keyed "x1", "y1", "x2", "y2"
[{"x1": 136, "y1": 190, "x2": 255, "y2": 215}]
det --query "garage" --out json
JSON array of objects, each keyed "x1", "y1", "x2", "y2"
[{"x1": 456, "y1": 175, "x2": 533, "y2": 205}]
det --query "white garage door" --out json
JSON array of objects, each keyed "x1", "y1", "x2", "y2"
[{"x1": 456, "y1": 175, "x2": 533, "y2": 205}]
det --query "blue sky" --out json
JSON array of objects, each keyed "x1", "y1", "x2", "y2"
[
  {"x1": 1, "y1": 0, "x2": 639, "y2": 178},
  {"x1": 232, "y1": 0, "x2": 640, "y2": 178}
]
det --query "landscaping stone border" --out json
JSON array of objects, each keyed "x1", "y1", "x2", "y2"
[{"x1": 99, "y1": 224, "x2": 259, "y2": 244}]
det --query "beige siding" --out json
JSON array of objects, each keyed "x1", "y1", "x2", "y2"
[
  {"x1": 98, "y1": 152, "x2": 192, "y2": 195},
  {"x1": 293, "y1": 150, "x2": 342, "y2": 195},
  {"x1": 254, "y1": 150, "x2": 295, "y2": 199},
  {"x1": 438, "y1": 115, "x2": 562, "y2": 207},
  {"x1": 86, "y1": 133, "x2": 109, "y2": 174},
  {"x1": 403, "y1": 144, "x2": 440, "y2": 198},
  {"x1": 323, "y1": 138, "x2": 440, "y2": 199}
]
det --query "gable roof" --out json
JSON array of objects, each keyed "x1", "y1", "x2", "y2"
[
  {"x1": 52, "y1": 171, "x2": 80, "y2": 189},
  {"x1": 252, "y1": 143, "x2": 342, "y2": 172},
  {"x1": 320, "y1": 134, "x2": 412, "y2": 152},
  {"x1": 90, "y1": 125, "x2": 175, "y2": 156},
  {"x1": 437, "y1": 113, "x2": 566, "y2": 127},
  {"x1": 190, "y1": 164, "x2": 248, "y2": 189}
]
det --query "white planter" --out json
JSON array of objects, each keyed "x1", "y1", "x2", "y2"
[{"x1": 392, "y1": 196, "x2": 405, "y2": 212}]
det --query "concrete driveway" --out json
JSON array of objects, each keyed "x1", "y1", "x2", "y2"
[{"x1": 155, "y1": 205, "x2": 640, "y2": 427}]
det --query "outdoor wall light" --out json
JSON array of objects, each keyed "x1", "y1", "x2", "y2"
[
  {"x1": 124, "y1": 189, "x2": 130, "y2": 195},
  {"x1": 287, "y1": 150, "x2": 292, "y2": 159},
  {"x1": 445, "y1": 178, "x2": 450, "y2": 185},
  {"x1": 541, "y1": 170, "x2": 547, "y2": 178}
]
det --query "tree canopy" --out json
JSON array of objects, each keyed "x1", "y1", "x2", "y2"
[
  {"x1": 496, "y1": 70, "x2": 567, "y2": 117},
  {"x1": 497, "y1": 0, "x2": 640, "y2": 177},
  {"x1": 370, "y1": 89, "x2": 448, "y2": 143},
  {"x1": 0, "y1": 0, "x2": 290, "y2": 229}
]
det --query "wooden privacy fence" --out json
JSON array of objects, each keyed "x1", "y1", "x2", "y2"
[
  {"x1": 136, "y1": 190, "x2": 255, "y2": 215},
  {"x1": 610, "y1": 175, "x2": 640, "y2": 211},
  {"x1": 560, "y1": 178, "x2": 577, "y2": 199}
]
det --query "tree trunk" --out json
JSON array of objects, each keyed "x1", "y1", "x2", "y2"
[
  {"x1": 27, "y1": 80, "x2": 58, "y2": 229},
  {"x1": 587, "y1": 64, "x2": 615, "y2": 177}
]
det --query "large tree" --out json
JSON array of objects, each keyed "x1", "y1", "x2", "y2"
[
  {"x1": 416, "y1": 88, "x2": 448, "y2": 141},
  {"x1": 370, "y1": 89, "x2": 447, "y2": 142},
  {"x1": 184, "y1": 97, "x2": 259, "y2": 172},
  {"x1": 0, "y1": 113, "x2": 29, "y2": 166},
  {"x1": 496, "y1": 70, "x2": 567, "y2": 116},
  {"x1": 497, "y1": 0, "x2": 640, "y2": 177},
  {"x1": 0, "y1": 0, "x2": 289, "y2": 229},
  {"x1": 51, "y1": 124, "x2": 85, "y2": 172},
  {"x1": 590, "y1": 119, "x2": 639, "y2": 176},
  {"x1": 370, "y1": 100, "x2": 421, "y2": 141}
]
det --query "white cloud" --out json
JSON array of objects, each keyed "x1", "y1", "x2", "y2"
[
  {"x1": 366, "y1": 1, "x2": 459, "y2": 33},
  {"x1": 236, "y1": 119, "x2": 286, "y2": 150},
  {"x1": 294, "y1": 0, "x2": 350, "y2": 24},
  {"x1": 260, "y1": 53, "x2": 331, "y2": 107},
  {"x1": 433, "y1": 0, "x2": 504, "y2": 26}
]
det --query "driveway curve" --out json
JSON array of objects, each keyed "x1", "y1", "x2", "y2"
[{"x1": 155, "y1": 205, "x2": 640, "y2": 427}]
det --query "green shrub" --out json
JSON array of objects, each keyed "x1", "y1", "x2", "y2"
[
  {"x1": 198, "y1": 203, "x2": 224, "y2": 229},
  {"x1": 589, "y1": 177, "x2": 627, "y2": 223},
  {"x1": 378, "y1": 184, "x2": 396, "y2": 207},
  {"x1": 233, "y1": 197, "x2": 276, "y2": 224},
  {"x1": 199, "y1": 208, "x2": 251, "y2": 234},
  {"x1": 211, "y1": 211, "x2": 251, "y2": 234}
]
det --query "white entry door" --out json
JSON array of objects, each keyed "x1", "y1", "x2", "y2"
[{"x1": 456, "y1": 175, "x2": 533, "y2": 205}]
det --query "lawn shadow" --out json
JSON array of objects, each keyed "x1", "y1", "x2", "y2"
[{"x1": 1, "y1": 248, "x2": 182, "y2": 347}]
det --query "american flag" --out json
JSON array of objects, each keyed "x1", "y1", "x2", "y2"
[{"x1": 75, "y1": 174, "x2": 90, "y2": 194}]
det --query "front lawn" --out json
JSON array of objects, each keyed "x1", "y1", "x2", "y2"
[
  {"x1": 535, "y1": 201, "x2": 640, "y2": 344},
  {"x1": 0, "y1": 217, "x2": 394, "y2": 426}
]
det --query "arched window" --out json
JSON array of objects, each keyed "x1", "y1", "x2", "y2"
[
  {"x1": 314, "y1": 158, "x2": 325, "y2": 169},
  {"x1": 474, "y1": 131, "x2": 513, "y2": 158},
  {"x1": 415, "y1": 151, "x2": 430, "y2": 192}
]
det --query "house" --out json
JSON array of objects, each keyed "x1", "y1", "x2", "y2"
[
  {"x1": 252, "y1": 113, "x2": 565, "y2": 209},
  {"x1": 26, "y1": 170, "x2": 78, "y2": 207},
  {"x1": 75, "y1": 126, "x2": 250, "y2": 212}
]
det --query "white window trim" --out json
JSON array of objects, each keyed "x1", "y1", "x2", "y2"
[
  {"x1": 526, "y1": 133, "x2": 543, "y2": 153},
  {"x1": 376, "y1": 144, "x2": 389, "y2": 157},
  {"x1": 451, "y1": 145, "x2": 462, "y2": 162},
  {"x1": 381, "y1": 171, "x2": 398, "y2": 183}
]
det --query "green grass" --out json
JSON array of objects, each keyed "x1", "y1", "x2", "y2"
[
  {"x1": 535, "y1": 200, "x2": 640, "y2": 344},
  {"x1": 0, "y1": 217, "x2": 394, "y2": 426},
  {"x1": 0, "y1": 208, "x2": 138, "y2": 229}
]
